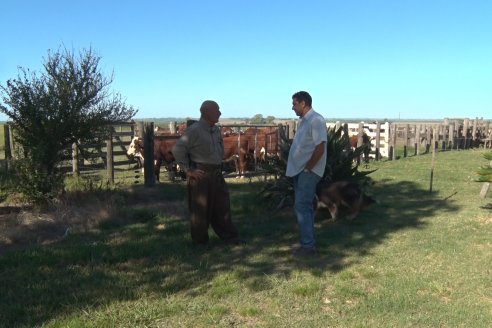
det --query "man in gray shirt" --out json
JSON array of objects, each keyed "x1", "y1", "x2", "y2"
[{"x1": 172, "y1": 100, "x2": 241, "y2": 246}]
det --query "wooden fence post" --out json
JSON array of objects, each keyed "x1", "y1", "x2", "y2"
[
  {"x1": 480, "y1": 183, "x2": 490, "y2": 199},
  {"x1": 106, "y1": 133, "x2": 114, "y2": 185},
  {"x1": 430, "y1": 126, "x2": 437, "y2": 193},
  {"x1": 72, "y1": 143, "x2": 79, "y2": 177},
  {"x1": 390, "y1": 123, "x2": 397, "y2": 160},
  {"x1": 4, "y1": 124, "x2": 12, "y2": 161},
  {"x1": 440, "y1": 124, "x2": 444, "y2": 150},
  {"x1": 136, "y1": 121, "x2": 144, "y2": 139},
  {"x1": 463, "y1": 118, "x2": 470, "y2": 149},
  {"x1": 169, "y1": 121, "x2": 177, "y2": 134},
  {"x1": 375, "y1": 122, "x2": 381, "y2": 160},
  {"x1": 472, "y1": 117, "x2": 478, "y2": 146},
  {"x1": 425, "y1": 125, "x2": 431, "y2": 153},
  {"x1": 357, "y1": 122, "x2": 364, "y2": 164},
  {"x1": 448, "y1": 123, "x2": 454, "y2": 150},
  {"x1": 143, "y1": 122, "x2": 155, "y2": 187},
  {"x1": 415, "y1": 124, "x2": 421, "y2": 155},
  {"x1": 437, "y1": 124, "x2": 442, "y2": 150},
  {"x1": 403, "y1": 124, "x2": 409, "y2": 158},
  {"x1": 287, "y1": 120, "x2": 296, "y2": 139},
  {"x1": 441, "y1": 124, "x2": 447, "y2": 151},
  {"x1": 343, "y1": 123, "x2": 351, "y2": 153}
]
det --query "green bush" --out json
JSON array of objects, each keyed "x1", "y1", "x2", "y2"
[
  {"x1": 0, "y1": 47, "x2": 137, "y2": 204},
  {"x1": 476, "y1": 151, "x2": 492, "y2": 182},
  {"x1": 0, "y1": 161, "x2": 16, "y2": 202},
  {"x1": 10, "y1": 159, "x2": 65, "y2": 204}
]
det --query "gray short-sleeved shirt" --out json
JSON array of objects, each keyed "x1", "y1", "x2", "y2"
[{"x1": 172, "y1": 118, "x2": 224, "y2": 171}]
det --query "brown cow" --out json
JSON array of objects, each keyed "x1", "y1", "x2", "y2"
[
  {"x1": 128, "y1": 135, "x2": 250, "y2": 180},
  {"x1": 127, "y1": 136, "x2": 181, "y2": 182},
  {"x1": 348, "y1": 133, "x2": 371, "y2": 163},
  {"x1": 242, "y1": 127, "x2": 280, "y2": 163},
  {"x1": 222, "y1": 135, "x2": 249, "y2": 177}
]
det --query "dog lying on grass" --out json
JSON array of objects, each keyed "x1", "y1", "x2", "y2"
[{"x1": 315, "y1": 181, "x2": 376, "y2": 220}]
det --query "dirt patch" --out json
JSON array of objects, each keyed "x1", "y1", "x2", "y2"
[{"x1": 0, "y1": 184, "x2": 188, "y2": 256}]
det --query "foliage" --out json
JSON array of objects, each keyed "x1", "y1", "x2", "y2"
[
  {"x1": 476, "y1": 151, "x2": 492, "y2": 182},
  {"x1": 322, "y1": 126, "x2": 376, "y2": 185},
  {"x1": 261, "y1": 125, "x2": 376, "y2": 209},
  {"x1": 0, "y1": 46, "x2": 137, "y2": 203},
  {"x1": 0, "y1": 162, "x2": 17, "y2": 202},
  {"x1": 249, "y1": 114, "x2": 275, "y2": 124},
  {"x1": 0, "y1": 124, "x2": 4, "y2": 154}
]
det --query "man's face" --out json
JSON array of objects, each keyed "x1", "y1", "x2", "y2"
[
  {"x1": 292, "y1": 98, "x2": 305, "y2": 117},
  {"x1": 205, "y1": 106, "x2": 221, "y2": 125}
]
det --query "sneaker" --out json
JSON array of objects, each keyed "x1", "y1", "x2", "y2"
[{"x1": 292, "y1": 246, "x2": 317, "y2": 257}]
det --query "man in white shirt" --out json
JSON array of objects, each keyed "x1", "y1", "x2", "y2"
[{"x1": 286, "y1": 91, "x2": 327, "y2": 256}]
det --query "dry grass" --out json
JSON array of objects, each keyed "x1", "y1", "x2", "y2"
[{"x1": 0, "y1": 184, "x2": 187, "y2": 255}]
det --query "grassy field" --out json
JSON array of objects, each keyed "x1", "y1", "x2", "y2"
[{"x1": 0, "y1": 149, "x2": 491, "y2": 327}]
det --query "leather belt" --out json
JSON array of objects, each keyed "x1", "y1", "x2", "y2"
[{"x1": 195, "y1": 163, "x2": 222, "y2": 171}]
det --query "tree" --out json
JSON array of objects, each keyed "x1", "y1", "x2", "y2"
[
  {"x1": 0, "y1": 47, "x2": 137, "y2": 203},
  {"x1": 265, "y1": 116, "x2": 276, "y2": 124},
  {"x1": 250, "y1": 114, "x2": 266, "y2": 124}
]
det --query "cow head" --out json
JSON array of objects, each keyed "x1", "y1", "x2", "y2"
[
  {"x1": 127, "y1": 137, "x2": 143, "y2": 157},
  {"x1": 127, "y1": 137, "x2": 145, "y2": 168}
]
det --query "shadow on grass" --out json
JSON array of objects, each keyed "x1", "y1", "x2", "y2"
[{"x1": 0, "y1": 178, "x2": 460, "y2": 326}]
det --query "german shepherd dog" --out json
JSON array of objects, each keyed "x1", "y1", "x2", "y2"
[{"x1": 315, "y1": 181, "x2": 376, "y2": 220}]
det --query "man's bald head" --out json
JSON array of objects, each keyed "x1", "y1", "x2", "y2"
[
  {"x1": 200, "y1": 100, "x2": 221, "y2": 125},
  {"x1": 200, "y1": 100, "x2": 219, "y2": 116}
]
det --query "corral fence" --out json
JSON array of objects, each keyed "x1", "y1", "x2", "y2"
[
  {"x1": 2, "y1": 121, "x2": 289, "y2": 185},
  {"x1": 219, "y1": 123, "x2": 287, "y2": 179},
  {"x1": 326, "y1": 121, "x2": 390, "y2": 160},
  {"x1": 324, "y1": 117, "x2": 492, "y2": 161},
  {"x1": 2, "y1": 117, "x2": 492, "y2": 185},
  {"x1": 2, "y1": 122, "x2": 138, "y2": 185},
  {"x1": 139, "y1": 121, "x2": 289, "y2": 181},
  {"x1": 386, "y1": 117, "x2": 492, "y2": 160}
]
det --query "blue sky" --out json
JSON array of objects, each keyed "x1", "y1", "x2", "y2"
[{"x1": 1, "y1": 0, "x2": 491, "y2": 121}]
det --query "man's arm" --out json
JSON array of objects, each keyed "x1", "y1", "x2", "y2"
[
  {"x1": 172, "y1": 133, "x2": 205, "y2": 179},
  {"x1": 305, "y1": 141, "x2": 326, "y2": 171}
]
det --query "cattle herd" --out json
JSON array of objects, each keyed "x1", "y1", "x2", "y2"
[{"x1": 126, "y1": 124, "x2": 282, "y2": 182}]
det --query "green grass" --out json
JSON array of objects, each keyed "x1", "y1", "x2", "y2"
[{"x1": 1, "y1": 149, "x2": 491, "y2": 327}]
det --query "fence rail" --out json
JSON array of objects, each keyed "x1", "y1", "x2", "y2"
[
  {"x1": 324, "y1": 118, "x2": 492, "y2": 160},
  {"x1": 2, "y1": 117, "x2": 492, "y2": 185}
]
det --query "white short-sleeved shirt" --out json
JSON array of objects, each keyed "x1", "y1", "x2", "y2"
[{"x1": 286, "y1": 109, "x2": 327, "y2": 177}]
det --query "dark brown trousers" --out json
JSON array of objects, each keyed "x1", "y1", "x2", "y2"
[{"x1": 187, "y1": 165, "x2": 239, "y2": 244}]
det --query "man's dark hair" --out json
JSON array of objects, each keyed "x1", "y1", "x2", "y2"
[{"x1": 292, "y1": 91, "x2": 312, "y2": 107}]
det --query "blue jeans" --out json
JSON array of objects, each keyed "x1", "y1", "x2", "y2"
[{"x1": 293, "y1": 170, "x2": 321, "y2": 249}]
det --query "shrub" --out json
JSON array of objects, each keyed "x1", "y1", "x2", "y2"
[
  {"x1": 261, "y1": 125, "x2": 375, "y2": 210},
  {"x1": 476, "y1": 151, "x2": 492, "y2": 182},
  {"x1": 0, "y1": 47, "x2": 137, "y2": 204}
]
